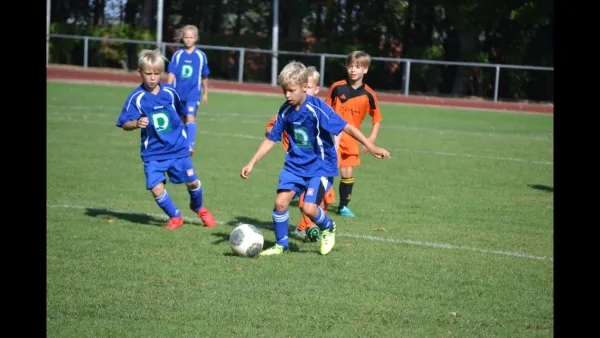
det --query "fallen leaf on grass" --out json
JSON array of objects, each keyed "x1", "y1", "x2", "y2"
[
  {"x1": 344, "y1": 243, "x2": 352, "y2": 247},
  {"x1": 450, "y1": 312, "x2": 457, "y2": 317},
  {"x1": 107, "y1": 219, "x2": 114, "y2": 224},
  {"x1": 374, "y1": 227, "x2": 386, "y2": 232},
  {"x1": 233, "y1": 267, "x2": 241, "y2": 271}
]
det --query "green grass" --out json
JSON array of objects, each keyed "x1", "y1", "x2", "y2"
[{"x1": 47, "y1": 81, "x2": 554, "y2": 337}]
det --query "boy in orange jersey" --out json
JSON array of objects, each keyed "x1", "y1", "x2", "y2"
[
  {"x1": 326, "y1": 51, "x2": 383, "y2": 218},
  {"x1": 265, "y1": 66, "x2": 336, "y2": 242}
]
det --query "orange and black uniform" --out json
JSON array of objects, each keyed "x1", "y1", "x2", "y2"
[
  {"x1": 265, "y1": 114, "x2": 335, "y2": 230},
  {"x1": 326, "y1": 80, "x2": 382, "y2": 210}
]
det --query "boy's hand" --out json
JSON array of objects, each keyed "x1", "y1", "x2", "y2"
[
  {"x1": 240, "y1": 163, "x2": 254, "y2": 179},
  {"x1": 368, "y1": 146, "x2": 391, "y2": 159},
  {"x1": 361, "y1": 136, "x2": 376, "y2": 154},
  {"x1": 201, "y1": 93, "x2": 208, "y2": 105},
  {"x1": 137, "y1": 117, "x2": 149, "y2": 128}
]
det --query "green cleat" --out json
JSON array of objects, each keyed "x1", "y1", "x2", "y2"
[
  {"x1": 259, "y1": 244, "x2": 286, "y2": 256},
  {"x1": 320, "y1": 222, "x2": 336, "y2": 255},
  {"x1": 290, "y1": 228, "x2": 307, "y2": 241},
  {"x1": 306, "y1": 226, "x2": 320, "y2": 242}
]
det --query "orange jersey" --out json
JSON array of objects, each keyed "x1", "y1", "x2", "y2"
[
  {"x1": 266, "y1": 113, "x2": 290, "y2": 151},
  {"x1": 326, "y1": 80, "x2": 382, "y2": 156}
]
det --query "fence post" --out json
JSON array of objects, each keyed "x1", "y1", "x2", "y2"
[
  {"x1": 237, "y1": 48, "x2": 245, "y2": 83},
  {"x1": 160, "y1": 43, "x2": 166, "y2": 57},
  {"x1": 83, "y1": 37, "x2": 89, "y2": 71},
  {"x1": 403, "y1": 60, "x2": 411, "y2": 96},
  {"x1": 319, "y1": 54, "x2": 326, "y2": 88},
  {"x1": 493, "y1": 66, "x2": 500, "y2": 102}
]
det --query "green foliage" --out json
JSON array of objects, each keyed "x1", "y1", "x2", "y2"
[
  {"x1": 50, "y1": 24, "x2": 157, "y2": 68},
  {"x1": 411, "y1": 45, "x2": 446, "y2": 94}
]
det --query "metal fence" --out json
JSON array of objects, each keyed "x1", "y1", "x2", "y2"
[{"x1": 47, "y1": 34, "x2": 554, "y2": 103}]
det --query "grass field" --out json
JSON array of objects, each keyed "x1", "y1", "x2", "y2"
[{"x1": 47, "y1": 81, "x2": 554, "y2": 337}]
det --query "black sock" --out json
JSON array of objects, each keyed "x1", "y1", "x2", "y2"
[{"x1": 338, "y1": 177, "x2": 355, "y2": 210}]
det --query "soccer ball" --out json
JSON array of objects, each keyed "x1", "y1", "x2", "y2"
[{"x1": 229, "y1": 223, "x2": 264, "y2": 257}]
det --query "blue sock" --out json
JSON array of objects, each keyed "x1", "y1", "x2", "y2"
[
  {"x1": 186, "y1": 121, "x2": 197, "y2": 150},
  {"x1": 272, "y1": 209, "x2": 289, "y2": 248},
  {"x1": 188, "y1": 180, "x2": 203, "y2": 211},
  {"x1": 311, "y1": 207, "x2": 333, "y2": 231},
  {"x1": 155, "y1": 190, "x2": 180, "y2": 218}
]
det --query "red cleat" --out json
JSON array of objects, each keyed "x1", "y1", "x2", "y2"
[
  {"x1": 164, "y1": 216, "x2": 184, "y2": 230},
  {"x1": 195, "y1": 206, "x2": 216, "y2": 227}
]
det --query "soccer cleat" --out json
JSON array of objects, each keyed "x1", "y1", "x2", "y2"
[
  {"x1": 320, "y1": 222, "x2": 337, "y2": 255},
  {"x1": 259, "y1": 244, "x2": 286, "y2": 256},
  {"x1": 193, "y1": 206, "x2": 216, "y2": 227},
  {"x1": 306, "y1": 226, "x2": 320, "y2": 242},
  {"x1": 164, "y1": 216, "x2": 184, "y2": 230},
  {"x1": 290, "y1": 227, "x2": 307, "y2": 241},
  {"x1": 337, "y1": 206, "x2": 356, "y2": 218}
]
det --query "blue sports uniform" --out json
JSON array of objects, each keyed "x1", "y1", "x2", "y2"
[
  {"x1": 265, "y1": 95, "x2": 347, "y2": 249},
  {"x1": 168, "y1": 48, "x2": 210, "y2": 116},
  {"x1": 268, "y1": 94, "x2": 348, "y2": 202},
  {"x1": 115, "y1": 83, "x2": 198, "y2": 190}
]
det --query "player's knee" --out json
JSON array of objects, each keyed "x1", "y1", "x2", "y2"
[
  {"x1": 150, "y1": 183, "x2": 165, "y2": 198},
  {"x1": 273, "y1": 197, "x2": 290, "y2": 212},
  {"x1": 301, "y1": 203, "x2": 318, "y2": 218},
  {"x1": 186, "y1": 114, "x2": 196, "y2": 122},
  {"x1": 185, "y1": 179, "x2": 200, "y2": 190},
  {"x1": 341, "y1": 166, "x2": 353, "y2": 177}
]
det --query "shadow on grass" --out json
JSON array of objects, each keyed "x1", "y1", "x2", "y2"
[
  {"x1": 83, "y1": 207, "x2": 209, "y2": 228},
  {"x1": 528, "y1": 184, "x2": 553, "y2": 193},
  {"x1": 84, "y1": 207, "x2": 168, "y2": 227}
]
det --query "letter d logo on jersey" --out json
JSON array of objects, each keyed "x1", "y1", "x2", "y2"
[
  {"x1": 181, "y1": 65, "x2": 193, "y2": 79},
  {"x1": 151, "y1": 112, "x2": 172, "y2": 134},
  {"x1": 293, "y1": 127, "x2": 312, "y2": 149}
]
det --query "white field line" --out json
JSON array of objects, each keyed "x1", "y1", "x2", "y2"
[
  {"x1": 47, "y1": 114, "x2": 553, "y2": 165},
  {"x1": 46, "y1": 104, "x2": 553, "y2": 142},
  {"x1": 46, "y1": 78, "x2": 553, "y2": 115},
  {"x1": 47, "y1": 203, "x2": 553, "y2": 262}
]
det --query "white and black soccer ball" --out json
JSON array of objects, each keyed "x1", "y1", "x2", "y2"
[{"x1": 229, "y1": 223, "x2": 264, "y2": 257}]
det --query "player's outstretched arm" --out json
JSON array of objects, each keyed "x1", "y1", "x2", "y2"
[
  {"x1": 342, "y1": 124, "x2": 390, "y2": 159},
  {"x1": 240, "y1": 139, "x2": 277, "y2": 179}
]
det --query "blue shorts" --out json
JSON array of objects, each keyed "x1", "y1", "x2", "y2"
[
  {"x1": 183, "y1": 101, "x2": 200, "y2": 116},
  {"x1": 278, "y1": 169, "x2": 334, "y2": 205},
  {"x1": 143, "y1": 156, "x2": 198, "y2": 190}
]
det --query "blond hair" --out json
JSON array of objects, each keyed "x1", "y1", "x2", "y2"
[
  {"x1": 278, "y1": 61, "x2": 308, "y2": 87},
  {"x1": 175, "y1": 25, "x2": 199, "y2": 42},
  {"x1": 138, "y1": 49, "x2": 168, "y2": 72},
  {"x1": 346, "y1": 50, "x2": 371, "y2": 68},
  {"x1": 306, "y1": 66, "x2": 320, "y2": 84}
]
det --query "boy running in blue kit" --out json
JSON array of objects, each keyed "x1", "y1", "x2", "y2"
[
  {"x1": 167, "y1": 25, "x2": 210, "y2": 156},
  {"x1": 240, "y1": 61, "x2": 391, "y2": 256},
  {"x1": 116, "y1": 49, "x2": 216, "y2": 230}
]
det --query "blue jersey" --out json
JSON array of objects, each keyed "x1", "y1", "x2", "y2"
[
  {"x1": 168, "y1": 48, "x2": 210, "y2": 101},
  {"x1": 116, "y1": 84, "x2": 190, "y2": 162},
  {"x1": 268, "y1": 95, "x2": 348, "y2": 177}
]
